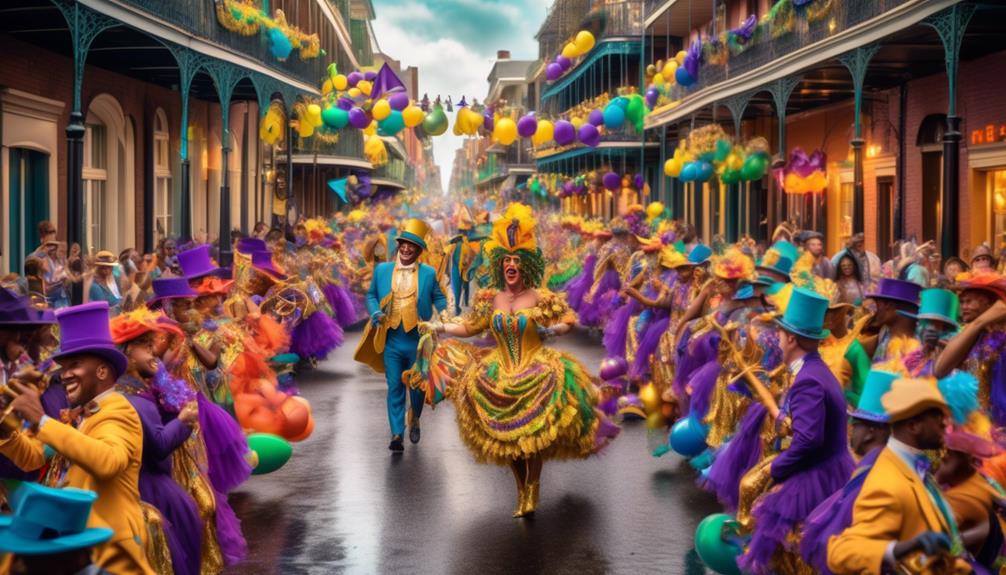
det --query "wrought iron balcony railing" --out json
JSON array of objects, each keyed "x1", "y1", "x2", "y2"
[{"x1": 293, "y1": 129, "x2": 366, "y2": 159}]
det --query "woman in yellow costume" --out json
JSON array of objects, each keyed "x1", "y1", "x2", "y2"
[{"x1": 415, "y1": 204, "x2": 619, "y2": 517}]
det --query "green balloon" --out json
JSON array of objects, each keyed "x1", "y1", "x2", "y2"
[
  {"x1": 695, "y1": 513, "x2": 743, "y2": 575},
  {"x1": 626, "y1": 95, "x2": 645, "y2": 124},
  {"x1": 248, "y1": 433, "x2": 292, "y2": 475},
  {"x1": 423, "y1": 104, "x2": 449, "y2": 136},
  {"x1": 721, "y1": 170, "x2": 741, "y2": 185},
  {"x1": 322, "y1": 106, "x2": 349, "y2": 129}
]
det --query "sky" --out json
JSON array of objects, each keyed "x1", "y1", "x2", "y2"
[{"x1": 371, "y1": 0, "x2": 547, "y2": 194}]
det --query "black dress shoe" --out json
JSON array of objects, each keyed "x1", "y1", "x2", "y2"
[
  {"x1": 409, "y1": 425, "x2": 421, "y2": 445},
  {"x1": 389, "y1": 435, "x2": 404, "y2": 452}
]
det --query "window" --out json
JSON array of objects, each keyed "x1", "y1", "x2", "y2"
[
  {"x1": 154, "y1": 109, "x2": 172, "y2": 240},
  {"x1": 83, "y1": 123, "x2": 108, "y2": 254},
  {"x1": 839, "y1": 182, "x2": 854, "y2": 239},
  {"x1": 991, "y1": 170, "x2": 1006, "y2": 244}
]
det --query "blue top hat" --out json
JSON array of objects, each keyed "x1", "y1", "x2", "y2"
[
  {"x1": 687, "y1": 244, "x2": 713, "y2": 265},
  {"x1": 177, "y1": 244, "x2": 224, "y2": 280},
  {"x1": 850, "y1": 370, "x2": 898, "y2": 423},
  {"x1": 774, "y1": 286, "x2": 831, "y2": 340},
  {"x1": 897, "y1": 288, "x2": 959, "y2": 328},
  {"x1": 52, "y1": 302, "x2": 128, "y2": 378},
  {"x1": 733, "y1": 283, "x2": 758, "y2": 301},
  {"x1": 0, "y1": 482, "x2": 112, "y2": 555}
]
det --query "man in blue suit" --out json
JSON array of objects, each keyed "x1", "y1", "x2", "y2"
[{"x1": 357, "y1": 218, "x2": 448, "y2": 452}]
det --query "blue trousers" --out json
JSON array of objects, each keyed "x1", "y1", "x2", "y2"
[{"x1": 383, "y1": 327, "x2": 425, "y2": 436}]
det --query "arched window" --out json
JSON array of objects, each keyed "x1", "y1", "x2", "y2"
[
  {"x1": 84, "y1": 94, "x2": 134, "y2": 255},
  {"x1": 154, "y1": 108, "x2": 172, "y2": 240}
]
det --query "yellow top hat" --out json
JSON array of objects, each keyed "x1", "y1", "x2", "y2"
[
  {"x1": 881, "y1": 377, "x2": 949, "y2": 423},
  {"x1": 659, "y1": 246, "x2": 689, "y2": 269},
  {"x1": 397, "y1": 218, "x2": 430, "y2": 251}
]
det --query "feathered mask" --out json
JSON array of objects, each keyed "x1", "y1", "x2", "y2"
[{"x1": 485, "y1": 203, "x2": 538, "y2": 254}]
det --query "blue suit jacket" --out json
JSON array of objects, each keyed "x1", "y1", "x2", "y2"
[{"x1": 366, "y1": 261, "x2": 448, "y2": 322}]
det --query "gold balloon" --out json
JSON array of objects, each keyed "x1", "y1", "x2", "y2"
[
  {"x1": 372, "y1": 99, "x2": 391, "y2": 121},
  {"x1": 402, "y1": 105, "x2": 424, "y2": 128},
  {"x1": 333, "y1": 74, "x2": 348, "y2": 91}
]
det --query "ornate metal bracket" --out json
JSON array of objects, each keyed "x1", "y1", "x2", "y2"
[
  {"x1": 204, "y1": 60, "x2": 247, "y2": 146},
  {"x1": 838, "y1": 43, "x2": 880, "y2": 138},
  {"x1": 923, "y1": 4, "x2": 976, "y2": 117},
  {"x1": 52, "y1": 0, "x2": 118, "y2": 114},
  {"x1": 721, "y1": 91, "x2": 757, "y2": 138}
]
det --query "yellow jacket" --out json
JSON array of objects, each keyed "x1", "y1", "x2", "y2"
[
  {"x1": 827, "y1": 446, "x2": 969, "y2": 575},
  {"x1": 0, "y1": 391, "x2": 153, "y2": 575}
]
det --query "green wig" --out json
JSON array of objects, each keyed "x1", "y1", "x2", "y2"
[{"x1": 489, "y1": 247, "x2": 545, "y2": 291}]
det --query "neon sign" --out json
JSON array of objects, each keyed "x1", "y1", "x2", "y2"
[{"x1": 971, "y1": 123, "x2": 1006, "y2": 146}]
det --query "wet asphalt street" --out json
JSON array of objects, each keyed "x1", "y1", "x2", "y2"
[{"x1": 226, "y1": 327, "x2": 719, "y2": 575}]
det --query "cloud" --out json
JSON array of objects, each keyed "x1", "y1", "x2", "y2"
[{"x1": 372, "y1": 0, "x2": 544, "y2": 193}]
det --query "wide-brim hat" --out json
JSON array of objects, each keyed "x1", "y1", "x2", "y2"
[
  {"x1": 250, "y1": 251, "x2": 288, "y2": 281},
  {"x1": 177, "y1": 244, "x2": 226, "y2": 280},
  {"x1": 849, "y1": 370, "x2": 898, "y2": 423},
  {"x1": 396, "y1": 218, "x2": 430, "y2": 251},
  {"x1": 0, "y1": 483, "x2": 112, "y2": 555},
  {"x1": 110, "y1": 308, "x2": 184, "y2": 345},
  {"x1": 92, "y1": 251, "x2": 118, "y2": 267},
  {"x1": 0, "y1": 289, "x2": 56, "y2": 326},
  {"x1": 945, "y1": 427, "x2": 1002, "y2": 459},
  {"x1": 953, "y1": 272, "x2": 1006, "y2": 303},
  {"x1": 773, "y1": 286, "x2": 831, "y2": 340},
  {"x1": 147, "y1": 278, "x2": 199, "y2": 308},
  {"x1": 881, "y1": 377, "x2": 949, "y2": 423},
  {"x1": 51, "y1": 302, "x2": 127, "y2": 379},
  {"x1": 866, "y1": 278, "x2": 921, "y2": 308},
  {"x1": 687, "y1": 244, "x2": 713, "y2": 265}
]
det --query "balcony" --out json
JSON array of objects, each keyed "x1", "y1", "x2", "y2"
[
  {"x1": 292, "y1": 129, "x2": 369, "y2": 169},
  {"x1": 373, "y1": 157, "x2": 409, "y2": 189},
  {"x1": 121, "y1": 0, "x2": 331, "y2": 85},
  {"x1": 593, "y1": 0, "x2": 644, "y2": 38}
]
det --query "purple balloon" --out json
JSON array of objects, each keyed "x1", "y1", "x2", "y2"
[
  {"x1": 553, "y1": 120, "x2": 576, "y2": 146},
  {"x1": 364, "y1": 71, "x2": 377, "y2": 81},
  {"x1": 563, "y1": 180, "x2": 575, "y2": 194},
  {"x1": 337, "y1": 97, "x2": 354, "y2": 110},
  {"x1": 557, "y1": 55, "x2": 572, "y2": 71},
  {"x1": 347, "y1": 72, "x2": 363, "y2": 87},
  {"x1": 578, "y1": 123, "x2": 600, "y2": 147},
  {"x1": 603, "y1": 171, "x2": 621, "y2": 191},
  {"x1": 546, "y1": 63, "x2": 562, "y2": 81},
  {"x1": 645, "y1": 88, "x2": 659, "y2": 108},
  {"x1": 483, "y1": 111, "x2": 494, "y2": 132},
  {"x1": 633, "y1": 174, "x2": 644, "y2": 189},
  {"x1": 517, "y1": 114, "x2": 537, "y2": 138},
  {"x1": 348, "y1": 107, "x2": 369, "y2": 129},
  {"x1": 588, "y1": 109, "x2": 605, "y2": 127},
  {"x1": 388, "y1": 92, "x2": 410, "y2": 111}
]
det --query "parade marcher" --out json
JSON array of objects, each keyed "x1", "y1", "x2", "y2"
[
  {"x1": 816, "y1": 281, "x2": 870, "y2": 406},
  {"x1": 111, "y1": 309, "x2": 202, "y2": 575},
  {"x1": 900, "y1": 288, "x2": 960, "y2": 377},
  {"x1": 800, "y1": 231, "x2": 833, "y2": 279},
  {"x1": 856, "y1": 278, "x2": 921, "y2": 363},
  {"x1": 828, "y1": 377, "x2": 971, "y2": 575},
  {"x1": 356, "y1": 218, "x2": 448, "y2": 451},
  {"x1": 737, "y1": 287, "x2": 853, "y2": 574},
  {"x1": 415, "y1": 203, "x2": 618, "y2": 517},
  {"x1": 0, "y1": 302, "x2": 153, "y2": 574}
]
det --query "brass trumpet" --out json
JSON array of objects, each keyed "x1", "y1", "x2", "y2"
[
  {"x1": 0, "y1": 368, "x2": 43, "y2": 434},
  {"x1": 896, "y1": 552, "x2": 960, "y2": 575}
]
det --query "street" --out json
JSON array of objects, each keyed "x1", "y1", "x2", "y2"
[{"x1": 227, "y1": 327, "x2": 719, "y2": 575}]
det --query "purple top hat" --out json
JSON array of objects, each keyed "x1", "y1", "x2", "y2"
[
  {"x1": 250, "y1": 251, "x2": 287, "y2": 281},
  {"x1": 177, "y1": 244, "x2": 224, "y2": 280},
  {"x1": 147, "y1": 277, "x2": 199, "y2": 308},
  {"x1": 52, "y1": 302, "x2": 127, "y2": 378},
  {"x1": 0, "y1": 288, "x2": 54, "y2": 327},
  {"x1": 866, "y1": 278, "x2": 921, "y2": 309},
  {"x1": 236, "y1": 238, "x2": 267, "y2": 255}
]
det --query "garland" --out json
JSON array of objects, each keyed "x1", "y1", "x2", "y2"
[{"x1": 215, "y1": 0, "x2": 321, "y2": 61}]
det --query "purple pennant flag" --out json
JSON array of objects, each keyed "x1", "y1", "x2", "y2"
[{"x1": 370, "y1": 63, "x2": 406, "y2": 100}]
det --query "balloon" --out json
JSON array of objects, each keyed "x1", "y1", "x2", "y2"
[
  {"x1": 588, "y1": 109, "x2": 605, "y2": 127},
  {"x1": 423, "y1": 104, "x2": 449, "y2": 136},
  {"x1": 305, "y1": 104, "x2": 323, "y2": 127},
  {"x1": 578, "y1": 123, "x2": 600, "y2": 147},
  {"x1": 626, "y1": 95, "x2": 645, "y2": 125},
  {"x1": 296, "y1": 118, "x2": 315, "y2": 138},
  {"x1": 562, "y1": 42, "x2": 578, "y2": 59},
  {"x1": 721, "y1": 170, "x2": 741, "y2": 185},
  {"x1": 402, "y1": 105, "x2": 425, "y2": 128},
  {"x1": 517, "y1": 114, "x2": 537, "y2": 138},
  {"x1": 662, "y1": 61, "x2": 678, "y2": 81},
  {"x1": 695, "y1": 514, "x2": 743, "y2": 575},
  {"x1": 348, "y1": 107, "x2": 369, "y2": 129},
  {"x1": 646, "y1": 201, "x2": 665, "y2": 219},
  {"x1": 696, "y1": 161, "x2": 714, "y2": 182},
  {"x1": 742, "y1": 155, "x2": 768, "y2": 181},
  {"x1": 372, "y1": 99, "x2": 392, "y2": 121},
  {"x1": 347, "y1": 71, "x2": 363, "y2": 87},
  {"x1": 574, "y1": 30, "x2": 596, "y2": 54},
  {"x1": 571, "y1": 116, "x2": 585, "y2": 130},
  {"x1": 388, "y1": 92, "x2": 409, "y2": 111},
  {"x1": 494, "y1": 117, "x2": 518, "y2": 145},
  {"x1": 714, "y1": 139, "x2": 732, "y2": 163},
  {"x1": 531, "y1": 119, "x2": 554, "y2": 146},
  {"x1": 553, "y1": 120, "x2": 576, "y2": 146},
  {"x1": 675, "y1": 50, "x2": 688, "y2": 65},
  {"x1": 247, "y1": 433, "x2": 292, "y2": 475},
  {"x1": 321, "y1": 106, "x2": 348, "y2": 129},
  {"x1": 556, "y1": 55, "x2": 572, "y2": 71},
  {"x1": 337, "y1": 97, "x2": 354, "y2": 110},
  {"x1": 664, "y1": 158, "x2": 679, "y2": 178},
  {"x1": 680, "y1": 162, "x2": 698, "y2": 182},
  {"x1": 612, "y1": 96, "x2": 629, "y2": 110},
  {"x1": 268, "y1": 28, "x2": 293, "y2": 60},
  {"x1": 645, "y1": 88, "x2": 659, "y2": 108},
  {"x1": 546, "y1": 63, "x2": 562, "y2": 81},
  {"x1": 363, "y1": 120, "x2": 377, "y2": 137},
  {"x1": 357, "y1": 80, "x2": 372, "y2": 96},
  {"x1": 321, "y1": 79, "x2": 334, "y2": 96},
  {"x1": 669, "y1": 414, "x2": 708, "y2": 457},
  {"x1": 347, "y1": 87, "x2": 362, "y2": 99},
  {"x1": 652, "y1": 72, "x2": 665, "y2": 87},
  {"x1": 599, "y1": 356, "x2": 628, "y2": 381},
  {"x1": 603, "y1": 104, "x2": 625, "y2": 130},
  {"x1": 675, "y1": 67, "x2": 695, "y2": 87},
  {"x1": 378, "y1": 110, "x2": 405, "y2": 136},
  {"x1": 603, "y1": 171, "x2": 620, "y2": 191},
  {"x1": 333, "y1": 74, "x2": 348, "y2": 91}
]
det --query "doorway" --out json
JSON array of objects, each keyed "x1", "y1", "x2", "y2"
[
  {"x1": 8, "y1": 148, "x2": 49, "y2": 274},
  {"x1": 921, "y1": 151, "x2": 942, "y2": 247},
  {"x1": 877, "y1": 176, "x2": 895, "y2": 261}
]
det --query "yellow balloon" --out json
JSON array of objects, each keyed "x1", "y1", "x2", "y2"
[
  {"x1": 357, "y1": 80, "x2": 372, "y2": 96},
  {"x1": 532, "y1": 119, "x2": 554, "y2": 146},
  {"x1": 562, "y1": 42, "x2": 579, "y2": 59},
  {"x1": 663, "y1": 61, "x2": 678, "y2": 83},
  {"x1": 494, "y1": 117, "x2": 517, "y2": 145},
  {"x1": 372, "y1": 99, "x2": 391, "y2": 121},
  {"x1": 321, "y1": 79, "x2": 334, "y2": 96},
  {"x1": 675, "y1": 50, "x2": 687, "y2": 65},
  {"x1": 348, "y1": 87, "x2": 361, "y2": 99},
  {"x1": 333, "y1": 74, "x2": 348, "y2": 91},
  {"x1": 652, "y1": 72, "x2": 665, "y2": 87},
  {"x1": 402, "y1": 105, "x2": 424, "y2": 128},
  {"x1": 646, "y1": 201, "x2": 665, "y2": 219},
  {"x1": 467, "y1": 108, "x2": 484, "y2": 130},
  {"x1": 363, "y1": 120, "x2": 377, "y2": 136},
  {"x1": 646, "y1": 64, "x2": 657, "y2": 76},
  {"x1": 574, "y1": 30, "x2": 595, "y2": 54},
  {"x1": 571, "y1": 116, "x2": 585, "y2": 130},
  {"x1": 306, "y1": 104, "x2": 323, "y2": 127},
  {"x1": 297, "y1": 119, "x2": 314, "y2": 138}
]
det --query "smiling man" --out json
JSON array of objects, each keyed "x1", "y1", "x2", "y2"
[{"x1": 0, "y1": 302, "x2": 153, "y2": 574}]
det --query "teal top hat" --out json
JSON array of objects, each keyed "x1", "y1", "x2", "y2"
[
  {"x1": 851, "y1": 370, "x2": 898, "y2": 423},
  {"x1": 0, "y1": 482, "x2": 113, "y2": 555},
  {"x1": 733, "y1": 283, "x2": 758, "y2": 301},
  {"x1": 898, "y1": 288, "x2": 959, "y2": 328},
  {"x1": 774, "y1": 286, "x2": 831, "y2": 339},
  {"x1": 687, "y1": 244, "x2": 713, "y2": 265},
  {"x1": 756, "y1": 240, "x2": 797, "y2": 281}
]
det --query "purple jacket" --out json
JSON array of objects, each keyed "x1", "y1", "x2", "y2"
[
  {"x1": 125, "y1": 390, "x2": 192, "y2": 477},
  {"x1": 771, "y1": 352, "x2": 851, "y2": 483}
]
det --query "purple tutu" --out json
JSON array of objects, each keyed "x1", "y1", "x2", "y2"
[
  {"x1": 578, "y1": 269, "x2": 621, "y2": 327},
  {"x1": 673, "y1": 327, "x2": 720, "y2": 413},
  {"x1": 566, "y1": 253, "x2": 596, "y2": 311},
  {"x1": 140, "y1": 473, "x2": 202, "y2": 575},
  {"x1": 198, "y1": 393, "x2": 251, "y2": 494},
  {"x1": 686, "y1": 361, "x2": 721, "y2": 420},
  {"x1": 603, "y1": 299, "x2": 639, "y2": 358},
  {"x1": 738, "y1": 453, "x2": 855, "y2": 574},
  {"x1": 291, "y1": 310, "x2": 344, "y2": 360},
  {"x1": 629, "y1": 314, "x2": 669, "y2": 382},
  {"x1": 700, "y1": 403, "x2": 767, "y2": 510},
  {"x1": 214, "y1": 489, "x2": 247, "y2": 566},
  {"x1": 322, "y1": 282, "x2": 359, "y2": 327}
]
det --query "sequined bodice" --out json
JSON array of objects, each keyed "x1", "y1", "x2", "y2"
[{"x1": 491, "y1": 309, "x2": 543, "y2": 369}]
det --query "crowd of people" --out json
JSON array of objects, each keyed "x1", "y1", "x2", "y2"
[{"x1": 0, "y1": 193, "x2": 1005, "y2": 574}]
